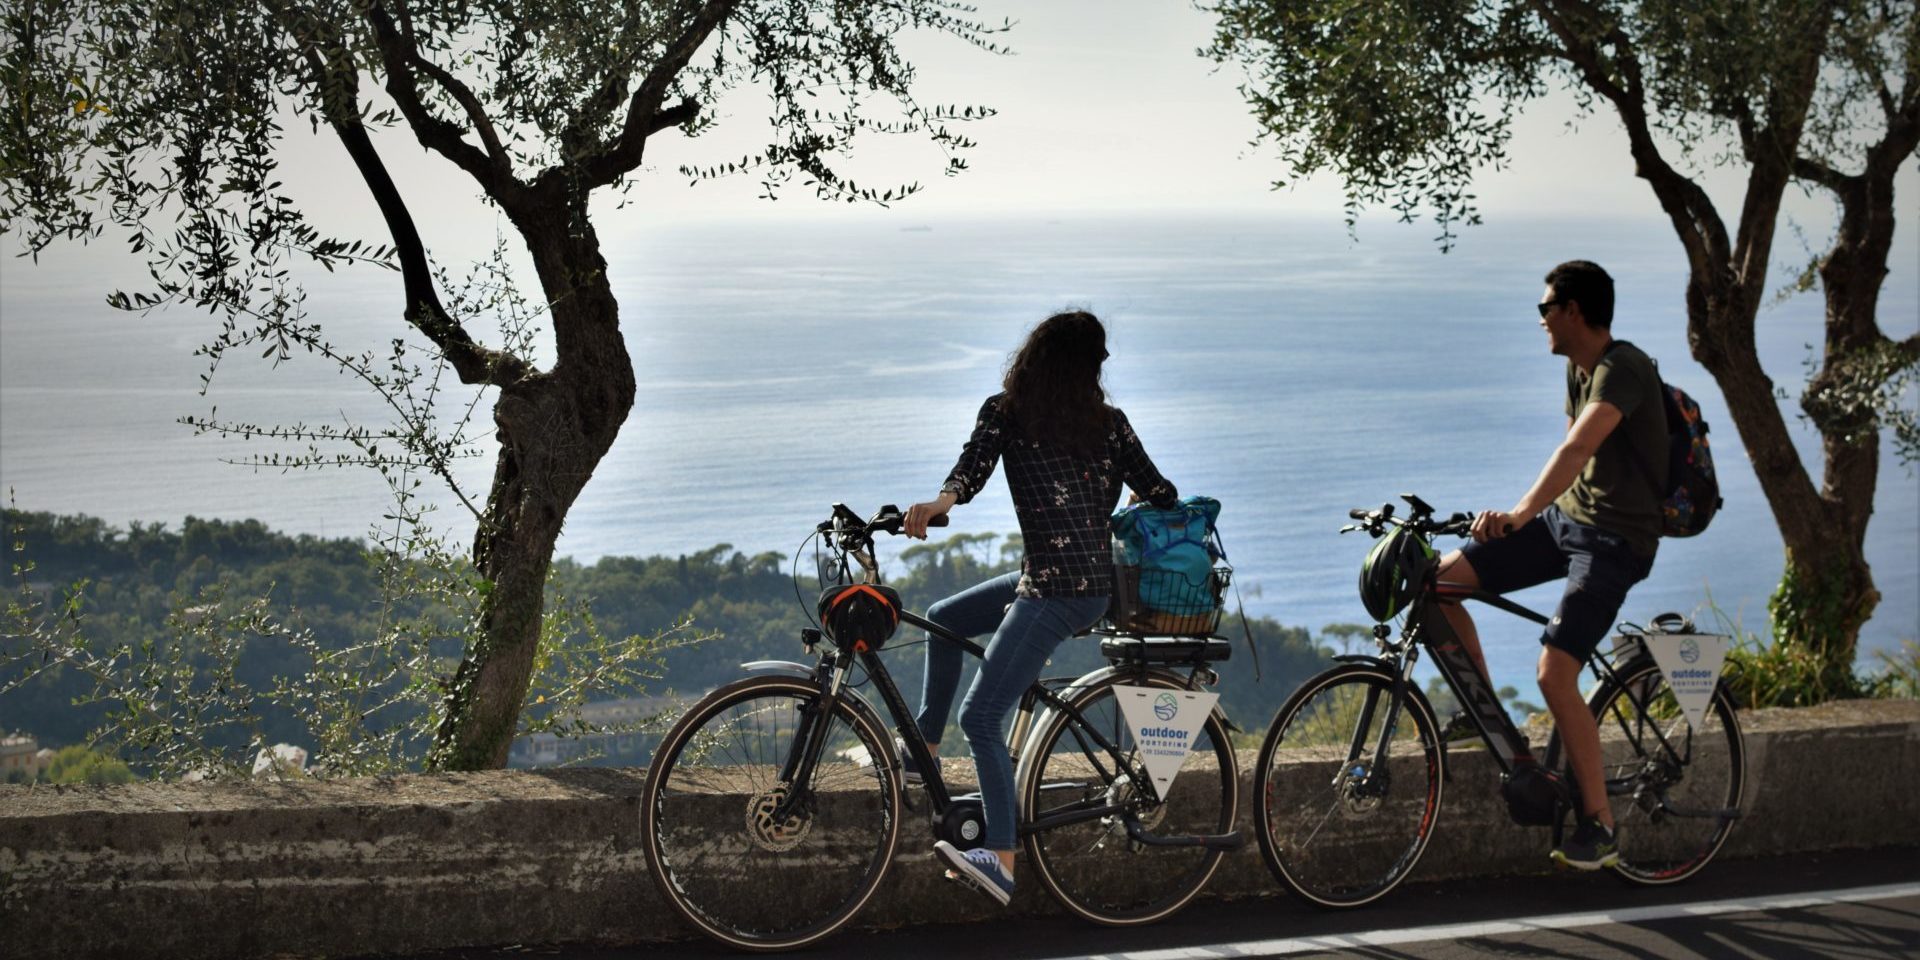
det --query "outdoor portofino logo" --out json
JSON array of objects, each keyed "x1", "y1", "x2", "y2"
[
  {"x1": 1115, "y1": 685, "x2": 1219, "y2": 797},
  {"x1": 1153, "y1": 692, "x2": 1179, "y2": 721},
  {"x1": 1646, "y1": 632, "x2": 1729, "y2": 731}
]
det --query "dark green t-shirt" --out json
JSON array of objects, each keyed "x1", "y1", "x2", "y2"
[{"x1": 1556, "y1": 340, "x2": 1667, "y2": 556}]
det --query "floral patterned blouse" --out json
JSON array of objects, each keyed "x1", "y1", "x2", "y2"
[{"x1": 941, "y1": 393, "x2": 1178, "y2": 598}]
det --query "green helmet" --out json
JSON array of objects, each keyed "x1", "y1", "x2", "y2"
[{"x1": 1358, "y1": 527, "x2": 1435, "y2": 623}]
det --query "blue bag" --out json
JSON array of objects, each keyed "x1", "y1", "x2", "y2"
[{"x1": 1109, "y1": 496, "x2": 1222, "y2": 616}]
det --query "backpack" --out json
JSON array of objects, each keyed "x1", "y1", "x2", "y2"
[
  {"x1": 1654, "y1": 382, "x2": 1722, "y2": 537},
  {"x1": 1109, "y1": 496, "x2": 1222, "y2": 617},
  {"x1": 1609, "y1": 342, "x2": 1723, "y2": 538}
]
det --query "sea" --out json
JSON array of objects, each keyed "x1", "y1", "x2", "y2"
[{"x1": 2, "y1": 213, "x2": 1916, "y2": 695}]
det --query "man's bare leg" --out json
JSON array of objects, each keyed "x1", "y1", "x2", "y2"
[
  {"x1": 1538, "y1": 646, "x2": 1613, "y2": 828},
  {"x1": 1436, "y1": 550, "x2": 1492, "y2": 683}
]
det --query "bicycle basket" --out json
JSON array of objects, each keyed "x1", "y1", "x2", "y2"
[{"x1": 1107, "y1": 543, "x2": 1231, "y2": 637}]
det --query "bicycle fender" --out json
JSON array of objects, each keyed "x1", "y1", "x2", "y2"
[
  {"x1": 1333, "y1": 654, "x2": 1393, "y2": 669},
  {"x1": 738, "y1": 659, "x2": 887, "y2": 719},
  {"x1": 740, "y1": 659, "x2": 816, "y2": 680},
  {"x1": 734, "y1": 660, "x2": 893, "y2": 764}
]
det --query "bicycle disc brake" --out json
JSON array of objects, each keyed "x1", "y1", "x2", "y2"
[
  {"x1": 746, "y1": 782, "x2": 814, "y2": 852},
  {"x1": 1337, "y1": 762, "x2": 1391, "y2": 820}
]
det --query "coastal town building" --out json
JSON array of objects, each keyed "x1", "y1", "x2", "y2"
[{"x1": 2, "y1": 732, "x2": 53, "y2": 781}]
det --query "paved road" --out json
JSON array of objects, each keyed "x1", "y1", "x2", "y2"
[{"x1": 395, "y1": 847, "x2": 1920, "y2": 960}]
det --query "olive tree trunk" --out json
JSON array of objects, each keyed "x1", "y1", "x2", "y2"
[
  {"x1": 1779, "y1": 98, "x2": 1920, "y2": 697},
  {"x1": 431, "y1": 207, "x2": 637, "y2": 770},
  {"x1": 1540, "y1": 2, "x2": 1916, "y2": 695}
]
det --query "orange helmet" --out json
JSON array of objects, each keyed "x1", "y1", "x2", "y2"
[{"x1": 816, "y1": 584, "x2": 903, "y2": 653}]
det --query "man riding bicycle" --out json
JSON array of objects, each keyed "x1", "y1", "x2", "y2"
[{"x1": 1439, "y1": 260, "x2": 1667, "y2": 871}]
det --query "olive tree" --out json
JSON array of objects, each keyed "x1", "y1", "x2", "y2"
[
  {"x1": 1, "y1": 0, "x2": 1003, "y2": 768},
  {"x1": 1204, "y1": 0, "x2": 1918, "y2": 698}
]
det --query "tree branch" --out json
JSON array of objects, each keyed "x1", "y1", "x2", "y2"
[
  {"x1": 1529, "y1": 0, "x2": 1728, "y2": 275},
  {"x1": 391, "y1": 11, "x2": 512, "y2": 175},
  {"x1": 1872, "y1": 63, "x2": 1897, "y2": 120},
  {"x1": 1732, "y1": 98, "x2": 1761, "y2": 159},
  {"x1": 289, "y1": 22, "x2": 533, "y2": 389},
  {"x1": 356, "y1": 0, "x2": 523, "y2": 203},
  {"x1": 1793, "y1": 154, "x2": 1856, "y2": 192},
  {"x1": 1904, "y1": 61, "x2": 1920, "y2": 121},
  {"x1": 581, "y1": 0, "x2": 738, "y2": 188},
  {"x1": 1731, "y1": 1, "x2": 1833, "y2": 308},
  {"x1": 1529, "y1": 0, "x2": 1633, "y2": 103}
]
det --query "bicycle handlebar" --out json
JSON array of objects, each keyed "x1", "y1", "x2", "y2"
[
  {"x1": 817, "y1": 502, "x2": 947, "y2": 546},
  {"x1": 1343, "y1": 494, "x2": 1474, "y2": 540}
]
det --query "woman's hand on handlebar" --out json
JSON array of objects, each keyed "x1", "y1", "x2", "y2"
[{"x1": 904, "y1": 491, "x2": 957, "y2": 539}]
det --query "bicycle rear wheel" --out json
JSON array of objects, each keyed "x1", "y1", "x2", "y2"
[
  {"x1": 641, "y1": 675, "x2": 902, "y2": 951},
  {"x1": 1549, "y1": 659, "x2": 1744, "y2": 885},
  {"x1": 1019, "y1": 672, "x2": 1237, "y2": 925},
  {"x1": 1254, "y1": 664, "x2": 1443, "y2": 908}
]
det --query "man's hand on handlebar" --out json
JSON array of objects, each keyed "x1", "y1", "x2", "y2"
[
  {"x1": 904, "y1": 491, "x2": 958, "y2": 539},
  {"x1": 1470, "y1": 509, "x2": 1525, "y2": 543}
]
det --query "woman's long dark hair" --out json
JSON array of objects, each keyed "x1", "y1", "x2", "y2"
[{"x1": 1000, "y1": 310, "x2": 1112, "y2": 458}]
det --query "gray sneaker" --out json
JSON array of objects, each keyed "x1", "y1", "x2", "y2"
[{"x1": 1551, "y1": 817, "x2": 1620, "y2": 871}]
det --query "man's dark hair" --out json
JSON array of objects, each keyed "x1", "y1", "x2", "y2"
[{"x1": 1545, "y1": 260, "x2": 1615, "y2": 329}]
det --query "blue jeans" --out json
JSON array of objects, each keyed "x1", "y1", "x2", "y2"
[{"x1": 917, "y1": 573, "x2": 1109, "y2": 851}]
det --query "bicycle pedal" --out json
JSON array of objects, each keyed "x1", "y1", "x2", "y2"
[{"x1": 942, "y1": 867, "x2": 982, "y2": 891}]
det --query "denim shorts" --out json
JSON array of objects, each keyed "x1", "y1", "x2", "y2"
[{"x1": 1458, "y1": 505, "x2": 1656, "y2": 663}]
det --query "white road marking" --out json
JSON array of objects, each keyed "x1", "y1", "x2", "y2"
[{"x1": 1073, "y1": 882, "x2": 1920, "y2": 959}]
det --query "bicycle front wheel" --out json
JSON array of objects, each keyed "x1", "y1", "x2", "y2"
[
  {"x1": 640, "y1": 674, "x2": 902, "y2": 951},
  {"x1": 1550, "y1": 659, "x2": 1745, "y2": 885},
  {"x1": 1254, "y1": 664, "x2": 1443, "y2": 908},
  {"x1": 1020, "y1": 673, "x2": 1238, "y2": 926}
]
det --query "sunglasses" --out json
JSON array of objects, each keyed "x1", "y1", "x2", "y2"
[{"x1": 1536, "y1": 298, "x2": 1566, "y2": 319}]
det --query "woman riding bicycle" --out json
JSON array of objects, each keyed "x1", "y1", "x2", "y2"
[{"x1": 901, "y1": 309, "x2": 1181, "y2": 905}]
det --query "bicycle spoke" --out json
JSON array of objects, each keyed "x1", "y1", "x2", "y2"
[
  {"x1": 1024, "y1": 678, "x2": 1236, "y2": 925},
  {"x1": 1575, "y1": 663, "x2": 1744, "y2": 886},
  {"x1": 643, "y1": 679, "x2": 900, "y2": 950},
  {"x1": 1296, "y1": 796, "x2": 1344, "y2": 850},
  {"x1": 1256, "y1": 667, "x2": 1441, "y2": 908}
]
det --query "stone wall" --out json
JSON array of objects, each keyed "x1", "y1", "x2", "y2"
[{"x1": 3, "y1": 699, "x2": 1915, "y2": 959}]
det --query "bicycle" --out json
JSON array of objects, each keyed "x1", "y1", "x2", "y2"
[
  {"x1": 1253, "y1": 494, "x2": 1745, "y2": 908},
  {"x1": 640, "y1": 503, "x2": 1244, "y2": 951}
]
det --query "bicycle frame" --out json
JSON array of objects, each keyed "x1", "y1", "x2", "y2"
[
  {"x1": 773, "y1": 607, "x2": 1215, "y2": 840},
  {"x1": 1362, "y1": 580, "x2": 1703, "y2": 791},
  {"x1": 764, "y1": 501, "x2": 1236, "y2": 850}
]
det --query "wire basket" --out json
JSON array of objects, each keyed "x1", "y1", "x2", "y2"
[{"x1": 1107, "y1": 556, "x2": 1232, "y2": 637}]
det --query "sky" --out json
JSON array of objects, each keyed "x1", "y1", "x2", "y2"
[
  {"x1": 3, "y1": 0, "x2": 1916, "y2": 464},
  {"x1": 220, "y1": 0, "x2": 1918, "y2": 260},
  {"x1": 1, "y1": 0, "x2": 1915, "y2": 648}
]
